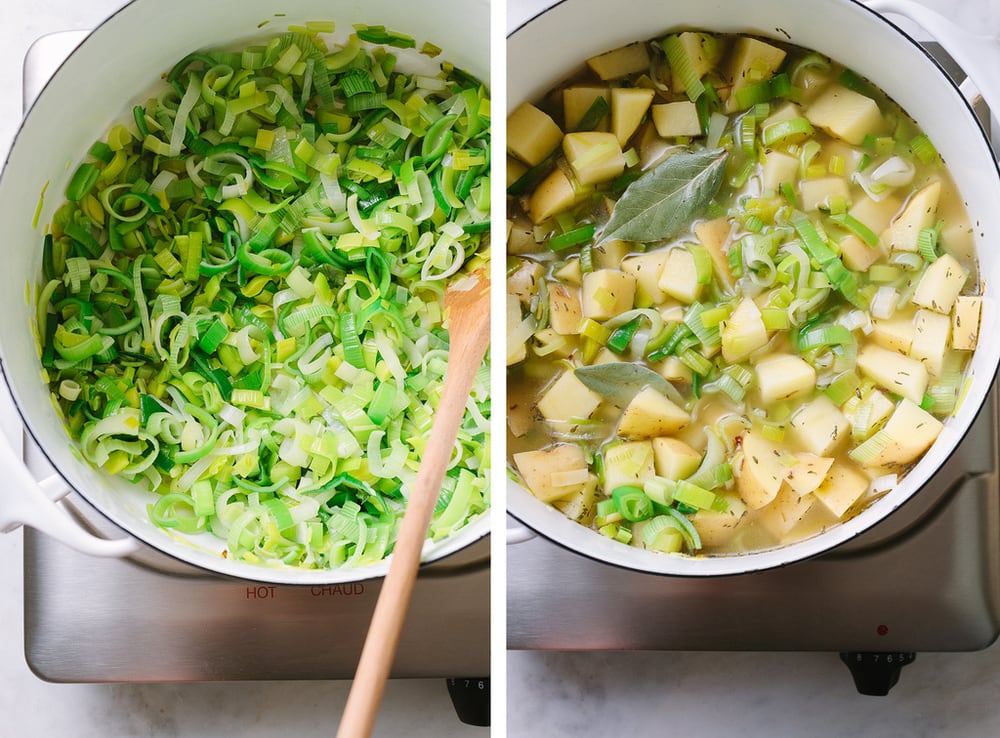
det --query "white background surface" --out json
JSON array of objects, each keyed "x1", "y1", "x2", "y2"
[
  {"x1": 0, "y1": 1, "x2": 488, "y2": 736},
  {"x1": 505, "y1": 1, "x2": 1000, "y2": 737}
]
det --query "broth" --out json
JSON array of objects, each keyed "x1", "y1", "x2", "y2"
[{"x1": 506, "y1": 31, "x2": 980, "y2": 556}]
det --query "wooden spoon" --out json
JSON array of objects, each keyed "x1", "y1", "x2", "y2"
[{"x1": 336, "y1": 269, "x2": 490, "y2": 738}]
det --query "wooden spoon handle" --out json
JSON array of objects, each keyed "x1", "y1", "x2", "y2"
[{"x1": 336, "y1": 309, "x2": 489, "y2": 738}]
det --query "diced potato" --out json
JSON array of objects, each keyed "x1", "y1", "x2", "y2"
[
  {"x1": 652, "y1": 437, "x2": 702, "y2": 480},
  {"x1": 563, "y1": 131, "x2": 626, "y2": 186},
  {"x1": 553, "y1": 473, "x2": 600, "y2": 524},
  {"x1": 694, "y1": 217, "x2": 735, "y2": 291},
  {"x1": 910, "y1": 309, "x2": 951, "y2": 377},
  {"x1": 839, "y1": 234, "x2": 880, "y2": 272},
  {"x1": 537, "y1": 370, "x2": 602, "y2": 424},
  {"x1": 653, "y1": 356, "x2": 694, "y2": 384},
  {"x1": 860, "y1": 398, "x2": 943, "y2": 469},
  {"x1": 506, "y1": 293, "x2": 528, "y2": 366},
  {"x1": 857, "y1": 343, "x2": 928, "y2": 404},
  {"x1": 508, "y1": 215, "x2": 538, "y2": 255},
  {"x1": 692, "y1": 495, "x2": 748, "y2": 547},
  {"x1": 789, "y1": 395, "x2": 850, "y2": 456},
  {"x1": 590, "y1": 347, "x2": 620, "y2": 366},
  {"x1": 611, "y1": 87, "x2": 655, "y2": 146},
  {"x1": 548, "y1": 283, "x2": 583, "y2": 335},
  {"x1": 805, "y1": 84, "x2": 883, "y2": 145},
  {"x1": 622, "y1": 251, "x2": 669, "y2": 305},
  {"x1": 721, "y1": 297, "x2": 769, "y2": 363},
  {"x1": 527, "y1": 168, "x2": 580, "y2": 224},
  {"x1": 737, "y1": 431, "x2": 786, "y2": 510},
  {"x1": 799, "y1": 176, "x2": 850, "y2": 212},
  {"x1": 554, "y1": 257, "x2": 583, "y2": 286},
  {"x1": 652, "y1": 101, "x2": 702, "y2": 137},
  {"x1": 657, "y1": 247, "x2": 704, "y2": 304},
  {"x1": 669, "y1": 32, "x2": 723, "y2": 93},
  {"x1": 618, "y1": 387, "x2": 691, "y2": 439},
  {"x1": 513, "y1": 444, "x2": 590, "y2": 503},
  {"x1": 507, "y1": 258, "x2": 544, "y2": 306},
  {"x1": 762, "y1": 102, "x2": 802, "y2": 129},
  {"x1": 507, "y1": 103, "x2": 563, "y2": 166},
  {"x1": 912, "y1": 252, "x2": 968, "y2": 314},
  {"x1": 563, "y1": 86, "x2": 610, "y2": 132},
  {"x1": 761, "y1": 150, "x2": 799, "y2": 194},
  {"x1": 952, "y1": 295, "x2": 982, "y2": 351},
  {"x1": 813, "y1": 461, "x2": 869, "y2": 518},
  {"x1": 581, "y1": 269, "x2": 637, "y2": 320},
  {"x1": 849, "y1": 389, "x2": 895, "y2": 438},
  {"x1": 755, "y1": 354, "x2": 816, "y2": 404},
  {"x1": 507, "y1": 157, "x2": 528, "y2": 189},
  {"x1": 603, "y1": 440, "x2": 656, "y2": 493},
  {"x1": 587, "y1": 42, "x2": 651, "y2": 80},
  {"x1": 849, "y1": 194, "x2": 902, "y2": 236},
  {"x1": 727, "y1": 37, "x2": 787, "y2": 111},
  {"x1": 870, "y1": 315, "x2": 914, "y2": 353},
  {"x1": 758, "y1": 488, "x2": 819, "y2": 541},
  {"x1": 591, "y1": 238, "x2": 632, "y2": 271},
  {"x1": 884, "y1": 182, "x2": 940, "y2": 253},
  {"x1": 784, "y1": 453, "x2": 835, "y2": 496}
]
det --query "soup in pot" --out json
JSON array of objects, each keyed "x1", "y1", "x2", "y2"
[{"x1": 506, "y1": 31, "x2": 980, "y2": 556}]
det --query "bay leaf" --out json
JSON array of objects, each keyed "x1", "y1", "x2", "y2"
[
  {"x1": 574, "y1": 362, "x2": 682, "y2": 407},
  {"x1": 597, "y1": 148, "x2": 728, "y2": 246}
]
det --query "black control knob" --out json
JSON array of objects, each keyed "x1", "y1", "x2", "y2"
[
  {"x1": 445, "y1": 677, "x2": 489, "y2": 726},
  {"x1": 840, "y1": 652, "x2": 916, "y2": 695}
]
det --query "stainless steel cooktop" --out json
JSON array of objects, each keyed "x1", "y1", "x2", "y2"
[
  {"x1": 508, "y1": 43, "x2": 1000, "y2": 676},
  {"x1": 17, "y1": 31, "x2": 489, "y2": 684}
]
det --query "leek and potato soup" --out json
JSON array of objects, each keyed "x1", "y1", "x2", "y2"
[{"x1": 506, "y1": 31, "x2": 981, "y2": 556}]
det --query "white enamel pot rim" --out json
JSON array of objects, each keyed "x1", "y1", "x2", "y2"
[
  {"x1": 0, "y1": 0, "x2": 490, "y2": 586},
  {"x1": 506, "y1": 0, "x2": 1000, "y2": 577}
]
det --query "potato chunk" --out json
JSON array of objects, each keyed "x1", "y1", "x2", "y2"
[
  {"x1": 622, "y1": 251, "x2": 669, "y2": 305},
  {"x1": 657, "y1": 247, "x2": 704, "y2": 304},
  {"x1": 784, "y1": 454, "x2": 835, "y2": 496},
  {"x1": 514, "y1": 444, "x2": 590, "y2": 503},
  {"x1": 870, "y1": 315, "x2": 914, "y2": 354},
  {"x1": 603, "y1": 440, "x2": 656, "y2": 493},
  {"x1": 563, "y1": 131, "x2": 626, "y2": 186},
  {"x1": 727, "y1": 37, "x2": 787, "y2": 111},
  {"x1": 617, "y1": 387, "x2": 690, "y2": 439},
  {"x1": 507, "y1": 103, "x2": 563, "y2": 166},
  {"x1": 813, "y1": 461, "x2": 869, "y2": 518},
  {"x1": 910, "y1": 309, "x2": 951, "y2": 377},
  {"x1": 859, "y1": 398, "x2": 943, "y2": 469},
  {"x1": 586, "y1": 43, "x2": 651, "y2": 80},
  {"x1": 789, "y1": 396, "x2": 850, "y2": 457},
  {"x1": 563, "y1": 86, "x2": 610, "y2": 132},
  {"x1": 612, "y1": 87, "x2": 655, "y2": 145},
  {"x1": 755, "y1": 354, "x2": 816, "y2": 404},
  {"x1": 694, "y1": 217, "x2": 735, "y2": 291},
  {"x1": 857, "y1": 343, "x2": 928, "y2": 404},
  {"x1": 721, "y1": 297, "x2": 768, "y2": 363},
  {"x1": 761, "y1": 150, "x2": 799, "y2": 194},
  {"x1": 758, "y1": 486, "x2": 818, "y2": 540},
  {"x1": 548, "y1": 283, "x2": 583, "y2": 335},
  {"x1": 581, "y1": 269, "x2": 637, "y2": 320},
  {"x1": 952, "y1": 295, "x2": 982, "y2": 351},
  {"x1": 527, "y1": 168, "x2": 579, "y2": 224},
  {"x1": 537, "y1": 370, "x2": 601, "y2": 424},
  {"x1": 912, "y1": 252, "x2": 968, "y2": 314},
  {"x1": 805, "y1": 84, "x2": 883, "y2": 145},
  {"x1": 799, "y1": 176, "x2": 850, "y2": 212},
  {"x1": 652, "y1": 101, "x2": 702, "y2": 138},
  {"x1": 737, "y1": 431, "x2": 786, "y2": 510},
  {"x1": 692, "y1": 495, "x2": 748, "y2": 547},
  {"x1": 652, "y1": 437, "x2": 703, "y2": 480}
]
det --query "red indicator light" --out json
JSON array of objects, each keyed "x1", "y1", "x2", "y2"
[{"x1": 877, "y1": 624, "x2": 889, "y2": 636}]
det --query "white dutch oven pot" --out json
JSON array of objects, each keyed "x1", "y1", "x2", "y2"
[
  {"x1": 0, "y1": 0, "x2": 490, "y2": 585},
  {"x1": 507, "y1": 0, "x2": 1000, "y2": 575}
]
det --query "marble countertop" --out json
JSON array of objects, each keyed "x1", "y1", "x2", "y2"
[
  {"x1": 506, "y1": 1, "x2": 1000, "y2": 736},
  {"x1": 0, "y1": 2, "x2": 487, "y2": 736}
]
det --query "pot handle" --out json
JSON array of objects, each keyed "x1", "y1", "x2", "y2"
[
  {"x1": 868, "y1": 0, "x2": 1000, "y2": 117},
  {"x1": 0, "y1": 424, "x2": 139, "y2": 557}
]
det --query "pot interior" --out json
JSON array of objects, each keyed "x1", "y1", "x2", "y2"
[
  {"x1": 0, "y1": 0, "x2": 490, "y2": 584},
  {"x1": 506, "y1": 0, "x2": 1000, "y2": 575}
]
